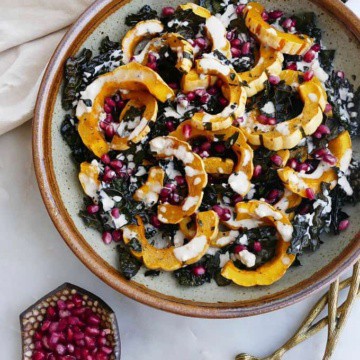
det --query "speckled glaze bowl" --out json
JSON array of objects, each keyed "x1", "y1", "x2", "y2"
[{"x1": 33, "y1": 0, "x2": 360, "y2": 318}]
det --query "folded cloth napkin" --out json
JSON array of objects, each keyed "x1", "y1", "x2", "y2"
[{"x1": 0, "y1": 0, "x2": 94, "y2": 136}]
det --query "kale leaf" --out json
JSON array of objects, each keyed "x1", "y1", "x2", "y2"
[
  {"x1": 198, "y1": 0, "x2": 228, "y2": 14},
  {"x1": 117, "y1": 243, "x2": 142, "y2": 279},
  {"x1": 292, "y1": 12, "x2": 322, "y2": 43},
  {"x1": 318, "y1": 50, "x2": 336, "y2": 73},
  {"x1": 125, "y1": 5, "x2": 158, "y2": 27}
]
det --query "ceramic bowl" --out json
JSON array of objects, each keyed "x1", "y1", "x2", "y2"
[{"x1": 33, "y1": 0, "x2": 360, "y2": 318}]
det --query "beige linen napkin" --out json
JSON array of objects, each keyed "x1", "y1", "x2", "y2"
[{"x1": 0, "y1": 0, "x2": 94, "y2": 136}]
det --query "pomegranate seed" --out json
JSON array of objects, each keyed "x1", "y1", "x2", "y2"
[
  {"x1": 296, "y1": 163, "x2": 310, "y2": 172},
  {"x1": 165, "y1": 120, "x2": 175, "y2": 132},
  {"x1": 267, "y1": 189, "x2": 280, "y2": 201},
  {"x1": 195, "y1": 37, "x2": 206, "y2": 48},
  {"x1": 103, "y1": 169, "x2": 116, "y2": 182},
  {"x1": 305, "y1": 188, "x2": 315, "y2": 200},
  {"x1": 187, "y1": 92, "x2": 196, "y2": 101},
  {"x1": 103, "y1": 104, "x2": 112, "y2": 114},
  {"x1": 162, "y1": 6, "x2": 175, "y2": 16},
  {"x1": 236, "y1": 5, "x2": 246, "y2": 14},
  {"x1": 102, "y1": 232, "x2": 112, "y2": 244},
  {"x1": 323, "y1": 153, "x2": 337, "y2": 165},
  {"x1": 325, "y1": 103, "x2": 332, "y2": 114},
  {"x1": 97, "y1": 337, "x2": 107, "y2": 346},
  {"x1": 226, "y1": 31, "x2": 235, "y2": 41},
  {"x1": 214, "y1": 143, "x2": 226, "y2": 153},
  {"x1": 257, "y1": 114, "x2": 268, "y2": 124},
  {"x1": 303, "y1": 50, "x2": 316, "y2": 63},
  {"x1": 291, "y1": 19, "x2": 297, "y2": 27},
  {"x1": 34, "y1": 331, "x2": 42, "y2": 341},
  {"x1": 338, "y1": 219, "x2": 350, "y2": 231},
  {"x1": 104, "y1": 97, "x2": 116, "y2": 108},
  {"x1": 200, "y1": 141, "x2": 211, "y2": 151},
  {"x1": 232, "y1": 194, "x2": 243, "y2": 205},
  {"x1": 99, "y1": 121, "x2": 109, "y2": 131},
  {"x1": 34, "y1": 341, "x2": 43, "y2": 350},
  {"x1": 33, "y1": 351, "x2": 46, "y2": 360},
  {"x1": 110, "y1": 159, "x2": 123, "y2": 171},
  {"x1": 57, "y1": 300, "x2": 66, "y2": 310},
  {"x1": 101, "y1": 346, "x2": 113, "y2": 355},
  {"x1": 192, "y1": 265, "x2": 206, "y2": 276},
  {"x1": 268, "y1": 75, "x2": 280, "y2": 85},
  {"x1": 261, "y1": 11, "x2": 269, "y2": 21},
  {"x1": 111, "y1": 208, "x2": 120, "y2": 219},
  {"x1": 168, "y1": 82, "x2": 178, "y2": 90},
  {"x1": 56, "y1": 344, "x2": 66, "y2": 355},
  {"x1": 100, "y1": 154, "x2": 110, "y2": 164},
  {"x1": 313, "y1": 148, "x2": 329, "y2": 159},
  {"x1": 336, "y1": 71, "x2": 345, "y2": 79},
  {"x1": 241, "y1": 42, "x2": 251, "y2": 55},
  {"x1": 150, "y1": 214, "x2": 161, "y2": 228},
  {"x1": 105, "y1": 124, "x2": 115, "y2": 139},
  {"x1": 253, "y1": 165, "x2": 262, "y2": 178},
  {"x1": 41, "y1": 320, "x2": 51, "y2": 332},
  {"x1": 200, "y1": 93, "x2": 210, "y2": 104},
  {"x1": 169, "y1": 192, "x2": 181, "y2": 204},
  {"x1": 175, "y1": 175, "x2": 185, "y2": 185},
  {"x1": 230, "y1": 38, "x2": 242, "y2": 47},
  {"x1": 207, "y1": 86, "x2": 218, "y2": 95},
  {"x1": 182, "y1": 124, "x2": 192, "y2": 139},
  {"x1": 270, "y1": 154, "x2": 283, "y2": 166},
  {"x1": 220, "y1": 208, "x2": 231, "y2": 221},
  {"x1": 234, "y1": 244, "x2": 246, "y2": 254},
  {"x1": 49, "y1": 332, "x2": 60, "y2": 347},
  {"x1": 303, "y1": 70, "x2": 314, "y2": 81},
  {"x1": 147, "y1": 53, "x2": 157, "y2": 63},
  {"x1": 212, "y1": 205, "x2": 224, "y2": 217},
  {"x1": 72, "y1": 294, "x2": 83, "y2": 307},
  {"x1": 286, "y1": 62, "x2": 297, "y2": 70},
  {"x1": 313, "y1": 130, "x2": 322, "y2": 139},
  {"x1": 282, "y1": 18, "x2": 293, "y2": 29},
  {"x1": 269, "y1": 10, "x2": 284, "y2": 19},
  {"x1": 231, "y1": 47, "x2": 241, "y2": 57},
  {"x1": 147, "y1": 62, "x2": 157, "y2": 70},
  {"x1": 317, "y1": 124, "x2": 331, "y2": 135},
  {"x1": 253, "y1": 241, "x2": 262, "y2": 252},
  {"x1": 299, "y1": 203, "x2": 311, "y2": 215},
  {"x1": 268, "y1": 117, "x2": 277, "y2": 125},
  {"x1": 311, "y1": 43, "x2": 321, "y2": 52},
  {"x1": 112, "y1": 230, "x2": 122, "y2": 242},
  {"x1": 47, "y1": 306, "x2": 56, "y2": 318},
  {"x1": 67, "y1": 344, "x2": 75, "y2": 353},
  {"x1": 160, "y1": 187, "x2": 172, "y2": 199}
]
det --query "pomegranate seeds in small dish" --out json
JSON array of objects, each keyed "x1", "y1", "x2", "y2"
[
  {"x1": 20, "y1": 283, "x2": 120, "y2": 360},
  {"x1": 58, "y1": 1, "x2": 359, "y2": 290}
]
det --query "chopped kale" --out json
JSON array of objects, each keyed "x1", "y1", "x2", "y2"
[
  {"x1": 198, "y1": 0, "x2": 227, "y2": 14},
  {"x1": 292, "y1": 12, "x2": 322, "y2": 43},
  {"x1": 156, "y1": 46, "x2": 182, "y2": 85},
  {"x1": 117, "y1": 243, "x2": 142, "y2": 279},
  {"x1": 164, "y1": 8, "x2": 205, "y2": 39},
  {"x1": 99, "y1": 36, "x2": 121, "y2": 54},
  {"x1": 79, "y1": 199, "x2": 105, "y2": 233},
  {"x1": 128, "y1": 238, "x2": 142, "y2": 252},
  {"x1": 125, "y1": 5, "x2": 158, "y2": 27},
  {"x1": 62, "y1": 49, "x2": 92, "y2": 110},
  {"x1": 318, "y1": 50, "x2": 336, "y2": 73},
  {"x1": 60, "y1": 115, "x2": 93, "y2": 163},
  {"x1": 144, "y1": 270, "x2": 160, "y2": 277}
]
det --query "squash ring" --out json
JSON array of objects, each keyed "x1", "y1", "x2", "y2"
[
  {"x1": 239, "y1": 45, "x2": 284, "y2": 97},
  {"x1": 76, "y1": 62, "x2": 174, "y2": 157},
  {"x1": 243, "y1": 2, "x2": 313, "y2": 55},
  {"x1": 171, "y1": 121, "x2": 254, "y2": 196},
  {"x1": 277, "y1": 131, "x2": 352, "y2": 197},
  {"x1": 190, "y1": 57, "x2": 247, "y2": 131},
  {"x1": 205, "y1": 16, "x2": 232, "y2": 58},
  {"x1": 110, "y1": 91, "x2": 158, "y2": 151},
  {"x1": 79, "y1": 161, "x2": 101, "y2": 200},
  {"x1": 221, "y1": 200, "x2": 295, "y2": 286},
  {"x1": 123, "y1": 211, "x2": 219, "y2": 271},
  {"x1": 121, "y1": 19, "x2": 164, "y2": 63},
  {"x1": 241, "y1": 70, "x2": 327, "y2": 151},
  {"x1": 149, "y1": 136, "x2": 208, "y2": 224}
]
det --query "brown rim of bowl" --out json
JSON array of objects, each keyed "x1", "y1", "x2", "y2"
[{"x1": 33, "y1": 0, "x2": 360, "y2": 319}]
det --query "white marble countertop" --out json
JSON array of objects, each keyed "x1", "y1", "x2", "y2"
[{"x1": 1, "y1": 1, "x2": 360, "y2": 359}]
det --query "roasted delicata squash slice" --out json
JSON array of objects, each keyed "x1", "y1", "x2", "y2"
[
  {"x1": 273, "y1": 189, "x2": 302, "y2": 215},
  {"x1": 190, "y1": 57, "x2": 247, "y2": 131},
  {"x1": 171, "y1": 121, "x2": 254, "y2": 196},
  {"x1": 121, "y1": 19, "x2": 164, "y2": 63},
  {"x1": 123, "y1": 211, "x2": 218, "y2": 271},
  {"x1": 133, "y1": 166, "x2": 165, "y2": 207},
  {"x1": 243, "y1": 2, "x2": 313, "y2": 55},
  {"x1": 179, "y1": 3, "x2": 211, "y2": 18},
  {"x1": 150, "y1": 136, "x2": 207, "y2": 224},
  {"x1": 141, "y1": 33, "x2": 194, "y2": 73},
  {"x1": 179, "y1": 216, "x2": 196, "y2": 239},
  {"x1": 221, "y1": 200, "x2": 295, "y2": 286},
  {"x1": 76, "y1": 63, "x2": 174, "y2": 157},
  {"x1": 239, "y1": 45, "x2": 284, "y2": 97},
  {"x1": 212, "y1": 230, "x2": 240, "y2": 248},
  {"x1": 205, "y1": 16, "x2": 231, "y2": 58},
  {"x1": 79, "y1": 161, "x2": 101, "y2": 199},
  {"x1": 241, "y1": 70, "x2": 327, "y2": 151},
  {"x1": 180, "y1": 69, "x2": 216, "y2": 93},
  {"x1": 203, "y1": 157, "x2": 234, "y2": 175},
  {"x1": 277, "y1": 131, "x2": 352, "y2": 197},
  {"x1": 111, "y1": 91, "x2": 158, "y2": 151}
]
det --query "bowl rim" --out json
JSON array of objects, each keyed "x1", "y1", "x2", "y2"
[{"x1": 33, "y1": 0, "x2": 360, "y2": 318}]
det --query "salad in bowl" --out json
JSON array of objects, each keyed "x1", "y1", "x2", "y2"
[{"x1": 59, "y1": 0, "x2": 359, "y2": 289}]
